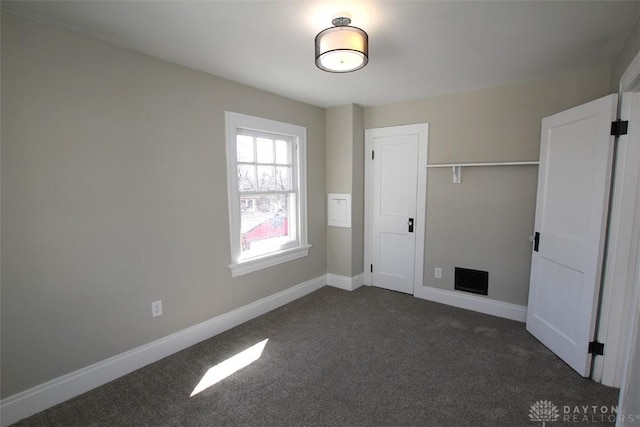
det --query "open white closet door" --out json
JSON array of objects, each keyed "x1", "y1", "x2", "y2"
[{"x1": 526, "y1": 94, "x2": 617, "y2": 376}]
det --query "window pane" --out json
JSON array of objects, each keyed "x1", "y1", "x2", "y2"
[
  {"x1": 227, "y1": 112, "x2": 308, "y2": 275},
  {"x1": 275, "y1": 140, "x2": 290, "y2": 165},
  {"x1": 240, "y1": 194, "x2": 294, "y2": 258},
  {"x1": 257, "y1": 165, "x2": 275, "y2": 191},
  {"x1": 237, "y1": 135, "x2": 254, "y2": 162},
  {"x1": 237, "y1": 165, "x2": 256, "y2": 192},
  {"x1": 275, "y1": 166, "x2": 292, "y2": 191},
  {"x1": 256, "y1": 137, "x2": 274, "y2": 164}
]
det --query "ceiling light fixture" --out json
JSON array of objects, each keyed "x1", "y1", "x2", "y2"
[{"x1": 315, "y1": 15, "x2": 368, "y2": 73}]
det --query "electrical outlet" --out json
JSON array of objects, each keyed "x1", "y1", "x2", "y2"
[
  {"x1": 435, "y1": 268, "x2": 442, "y2": 279},
  {"x1": 151, "y1": 300, "x2": 163, "y2": 317}
]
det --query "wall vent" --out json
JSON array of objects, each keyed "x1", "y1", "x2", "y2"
[{"x1": 454, "y1": 267, "x2": 488, "y2": 295}]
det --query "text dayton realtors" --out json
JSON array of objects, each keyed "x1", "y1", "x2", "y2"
[{"x1": 561, "y1": 405, "x2": 636, "y2": 423}]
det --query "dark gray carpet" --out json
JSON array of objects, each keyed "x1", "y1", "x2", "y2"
[{"x1": 13, "y1": 286, "x2": 619, "y2": 426}]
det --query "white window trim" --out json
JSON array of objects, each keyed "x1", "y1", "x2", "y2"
[{"x1": 225, "y1": 112, "x2": 310, "y2": 277}]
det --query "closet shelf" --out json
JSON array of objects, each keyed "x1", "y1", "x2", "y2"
[
  {"x1": 426, "y1": 161, "x2": 539, "y2": 168},
  {"x1": 426, "y1": 161, "x2": 539, "y2": 184}
]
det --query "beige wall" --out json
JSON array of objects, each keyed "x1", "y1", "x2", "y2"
[
  {"x1": 326, "y1": 105, "x2": 353, "y2": 277},
  {"x1": 326, "y1": 104, "x2": 364, "y2": 278},
  {"x1": 365, "y1": 66, "x2": 611, "y2": 306},
  {"x1": 612, "y1": 14, "x2": 640, "y2": 92},
  {"x1": 351, "y1": 106, "x2": 365, "y2": 276},
  {"x1": 0, "y1": 12, "x2": 326, "y2": 398}
]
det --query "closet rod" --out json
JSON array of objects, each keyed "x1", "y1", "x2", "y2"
[{"x1": 426, "y1": 161, "x2": 539, "y2": 168}]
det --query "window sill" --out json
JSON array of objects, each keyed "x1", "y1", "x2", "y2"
[{"x1": 229, "y1": 244, "x2": 312, "y2": 277}]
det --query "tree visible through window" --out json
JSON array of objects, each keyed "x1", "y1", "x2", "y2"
[
  {"x1": 226, "y1": 112, "x2": 309, "y2": 277},
  {"x1": 236, "y1": 133, "x2": 296, "y2": 258}
]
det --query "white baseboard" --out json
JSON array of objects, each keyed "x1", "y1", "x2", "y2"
[
  {"x1": 0, "y1": 275, "x2": 327, "y2": 427},
  {"x1": 415, "y1": 285, "x2": 527, "y2": 322},
  {"x1": 327, "y1": 273, "x2": 364, "y2": 291}
]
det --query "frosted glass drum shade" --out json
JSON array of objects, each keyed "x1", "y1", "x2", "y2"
[{"x1": 315, "y1": 25, "x2": 368, "y2": 73}]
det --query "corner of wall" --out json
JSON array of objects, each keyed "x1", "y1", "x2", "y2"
[{"x1": 611, "y1": 12, "x2": 640, "y2": 92}]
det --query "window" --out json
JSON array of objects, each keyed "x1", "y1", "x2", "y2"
[{"x1": 226, "y1": 112, "x2": 310, "y2": 277}]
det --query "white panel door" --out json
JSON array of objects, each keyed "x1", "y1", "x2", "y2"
[
  {"x1": 527, "y1": 94, "x2": 617, "y2": 376},
  {"x1": 371, "y1": 133, "x2": 420, "y2": 294}
]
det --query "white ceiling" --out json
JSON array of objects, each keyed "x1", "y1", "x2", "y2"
[{"x1": 4, "y1": 1, "x2": 640, "y2": 108}]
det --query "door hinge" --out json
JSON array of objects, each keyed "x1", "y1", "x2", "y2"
[
  {"x1": 611, "y1": 120, "x2": 629, "y2": 137},
  {"x1": 533, "y1": 232, "x2": 540, "y2": 252},
  {"x1": 370, "y1": 264, "x2": 373, "y2": 273},
  {"x1": 372, "y1": 150, "x2": 375, "y2": 160},
  {"x1": 589, "y1": 340, "x2": 605, "y2": 356}
]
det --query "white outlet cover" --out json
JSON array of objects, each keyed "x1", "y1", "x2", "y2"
[{"x1": 152, "y1": 300, "x2": 163, "y2": 317}]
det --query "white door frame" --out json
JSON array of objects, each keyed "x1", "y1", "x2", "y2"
[
  {"x1": 616, "y1": 185, "x2": 640, "y2": 426},
  {"x1": 364, "y1": 123, "x2": 429, "y2": 295},
  {"x1": 592, "y1": 51, "x2": 640, "y2": 387}
]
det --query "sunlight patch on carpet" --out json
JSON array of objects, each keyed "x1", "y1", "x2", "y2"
[{"x1": 190, "y1": 338, "x2": 268, "y2": 397}]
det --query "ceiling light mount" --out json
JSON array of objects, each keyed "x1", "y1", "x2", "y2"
[
  {"x1": 315, "y1": 14, "x2": 368, "y2": 73},
  {"x1": 331, "y1": 16, "x2": 351, "y2": 27}
]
